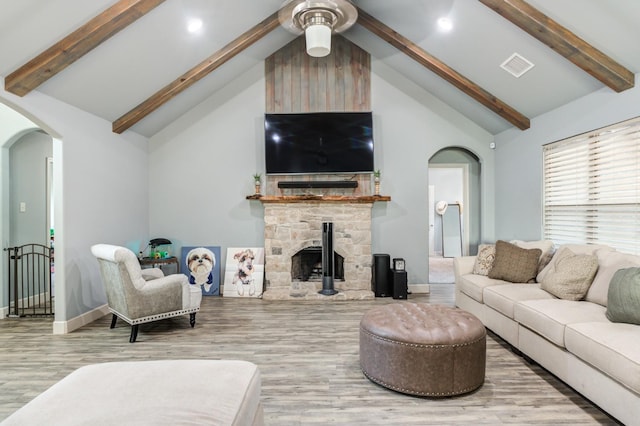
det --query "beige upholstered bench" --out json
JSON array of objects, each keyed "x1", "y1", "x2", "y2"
[
  {"x1": 1, "y1": 360, "x2": 263, "y2": 426},
  {"x1": 360, "y1": 302, "x2": 486, "y2": 396}
]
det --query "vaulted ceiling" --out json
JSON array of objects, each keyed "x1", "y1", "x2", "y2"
[{"x1": 1, "y1": 0, "x2": 639, "y2": 137}]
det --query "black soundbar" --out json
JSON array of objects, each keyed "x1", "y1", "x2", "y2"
[{"x1": 278, "y1": 181, "x2": 358, "y2": 189}]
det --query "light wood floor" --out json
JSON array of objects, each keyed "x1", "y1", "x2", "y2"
[{"x1": 0, "y1": 285, "x2": 620, "y2": 425}]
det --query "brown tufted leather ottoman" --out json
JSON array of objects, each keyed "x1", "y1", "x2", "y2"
[{"x1": 359, "y1": 303, "x2": 486, "y2": 396}]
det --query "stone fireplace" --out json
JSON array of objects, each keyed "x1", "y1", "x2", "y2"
[{"x1": 261, "y1": 201, "x2": 376, "y2": 300}]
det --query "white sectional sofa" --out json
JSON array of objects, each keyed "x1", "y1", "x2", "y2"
[{"x1": 454, "y1": 241, "x2": 640, "y2": 426}]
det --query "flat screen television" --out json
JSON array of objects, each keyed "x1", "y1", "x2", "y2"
[{"x1": 264, "y1": 112, "x2": 374, "y2": 174}]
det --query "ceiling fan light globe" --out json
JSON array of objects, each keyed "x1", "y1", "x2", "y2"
[{"x1": 305, "y1": 24, "x2": 332, "y2": 57}]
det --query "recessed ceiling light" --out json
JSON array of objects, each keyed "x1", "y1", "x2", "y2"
[
  {"x1": 437, "y1": 17, "x2": 453, "y2": 32},
  {"x1": 187, "y1": 18, "x2": 203, "y2": 34}
]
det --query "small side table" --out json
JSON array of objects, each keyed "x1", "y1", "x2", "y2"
[{"x1": 139, "y1": 256, "x2": 180, "y2": 275}]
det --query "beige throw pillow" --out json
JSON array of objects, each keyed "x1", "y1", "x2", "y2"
[
  {"x1": 488, "y1": 240, "x2": 541, "y2": 283},
  {"x1": 537, "y1": 244, "x2": 613, "y2": 283},
  {"x1": 540, "y1": 247, "x2": 599, "y2": 301},
  {"x1": 472, "y1": 244, "x2": 496, "y2": 276}
]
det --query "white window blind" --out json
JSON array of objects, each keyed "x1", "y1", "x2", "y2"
[{"x1": 543, "y1": 116, "x2": 640, "y2": 255}]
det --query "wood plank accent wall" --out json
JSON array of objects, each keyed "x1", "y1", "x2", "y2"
[
  {"x1": 263, "y1": 36, "x2": 373, "y2": 196},
  {"x1": 265, "y1": 35, "x2": 371, "y2": 113}
]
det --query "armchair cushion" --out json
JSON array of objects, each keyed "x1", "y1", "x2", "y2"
[{"x1": 141, "y1": 268, "x2": 164, "y2": 281}]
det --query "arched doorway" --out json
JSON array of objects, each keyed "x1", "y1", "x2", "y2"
[
  {"x1": 428, "y1": 147, "x2": 481, "y2": 283},
  {"x1": 7, "y1": 131, "x2": 54, "y2": 316},
  {"x1": 1, "y1": 102, "x2": 61, "y2": 321}
]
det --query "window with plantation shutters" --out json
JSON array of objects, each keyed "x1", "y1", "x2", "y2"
[{"x1": 543, "y1": 116, "x2": 640, "y2": 255}]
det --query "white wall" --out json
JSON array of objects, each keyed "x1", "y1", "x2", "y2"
[
  {"x1": 1, "y1": 81, "x2": 149, "y2": 329},
  {"x1": 149, "y1": 61, "x2": 496, "y2": 285},
  {"x1": 494, "y1": 73, "x2": 640, "y2": 240},
  {"x1": 0, "y1": 103, "x2": 39, "y2": 142},
  {"x1": 148, "y1": 64, "x2": 266, "y2": 266}
]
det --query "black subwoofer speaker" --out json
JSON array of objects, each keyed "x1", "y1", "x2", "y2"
[
  {"x1": 392, "y1": 270, "x2": 408, "y2": 300},
  {"x1": 372, "y1": 254, "x2": 391, "y2": 297}
]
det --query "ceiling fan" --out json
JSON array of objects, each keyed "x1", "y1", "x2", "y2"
[{"x1": 278, "y1": 0, "x2": 358, "y2": 57}]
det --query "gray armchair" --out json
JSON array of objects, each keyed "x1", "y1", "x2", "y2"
[{"x1": 91, "y1": 244, "x2": 202, "y2": 342}]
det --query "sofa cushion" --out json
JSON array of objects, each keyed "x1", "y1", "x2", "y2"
[
  {"x1": 565, "y1": 322, "x2": 640, "y2": 395},
  {"x1": 472, "y1": 244, "x2": 495, "y2": 276},
  {"x1": 540, "y1": 248, "x2": 599, "y2": 301},
  {"x1": 606, "y1": 267, "x2": 640, "y2": 325},
  {"x1": 553, "y1": 243, "x2": 615, "y2": 255},
  {"x1": 586, "y1": 251, "x2": 640, "y2": 306},
  {"x1": 488, "y1": 240, "x2": 541, "y2": 283},
  {"x1": 458, "y1": 274, "x2": 508, "y2": 303},
  {"x1": 537, "y1": 244, "x2": 614, "y2": 283},
  {"x1": 483, "y1": 284, "x2": 555, "y2": 319},
  {"x1": 509, "y1": 239, "x2": 554, "y2": 253},
  {"x1": 514, "y1": 299, "x2": 608, "y2": 348}
]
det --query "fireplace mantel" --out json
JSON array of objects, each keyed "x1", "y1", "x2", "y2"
[{"x1": 246, "y1": 195, "x2": 390, "y2": 204}]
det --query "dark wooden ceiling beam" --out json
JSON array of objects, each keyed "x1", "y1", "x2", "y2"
[
  {"x1": 480, "y1": 0, "x2": 634, "y2": 92},
  {"x1": 112, "y1": 11, "x2": 281, "y2": 134},
  {"x1": 5, "y1": 0, "x2": 166, "y2": 96},
  {"x1": 356, "y1": 7, "x2": 530, "y2": 130}
]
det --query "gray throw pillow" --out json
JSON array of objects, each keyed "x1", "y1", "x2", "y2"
[
  {"x1": 606, "y1": 267, "x2": 640, "y2": 325},
  {"x1": 540, "y1": 248, "x2": 599, "y2": 301},
  {"x1": 488, "y1": 240, "x2": 541, "y2": 283}
]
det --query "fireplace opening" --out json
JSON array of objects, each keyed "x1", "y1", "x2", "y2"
[{"x1": 291, "y1": 246, "x2": 344, "y2": 282}]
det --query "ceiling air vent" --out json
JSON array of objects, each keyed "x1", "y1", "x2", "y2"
[{"x1": 500, "y1": 53, "x2": 534, "y2": 78}]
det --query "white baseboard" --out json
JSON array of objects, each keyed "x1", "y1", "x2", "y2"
[
  {"x1": 0, "y1": 305, "x2": 7, "y2": 319},
  {"x1": 53, "y1": 304, "x2": 110, "y2": 334},
  {"x1": 408, "y1": 284, "x2": 430, "y2": 294}
]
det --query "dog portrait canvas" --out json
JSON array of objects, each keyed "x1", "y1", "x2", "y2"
[
  {"x1": 181, "y1": 246, "x2": 221, "y2": 296},
  {"x1": 222, "y1": 247, "x2": 265, "y2": 298}
]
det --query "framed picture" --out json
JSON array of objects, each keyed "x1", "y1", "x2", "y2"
[
  {"x1": 223, "y1": 247, "x2": 265, "y2": 298},
  {"x1": 181, "y1": 246, "x2": 221, "y2": 296}
]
